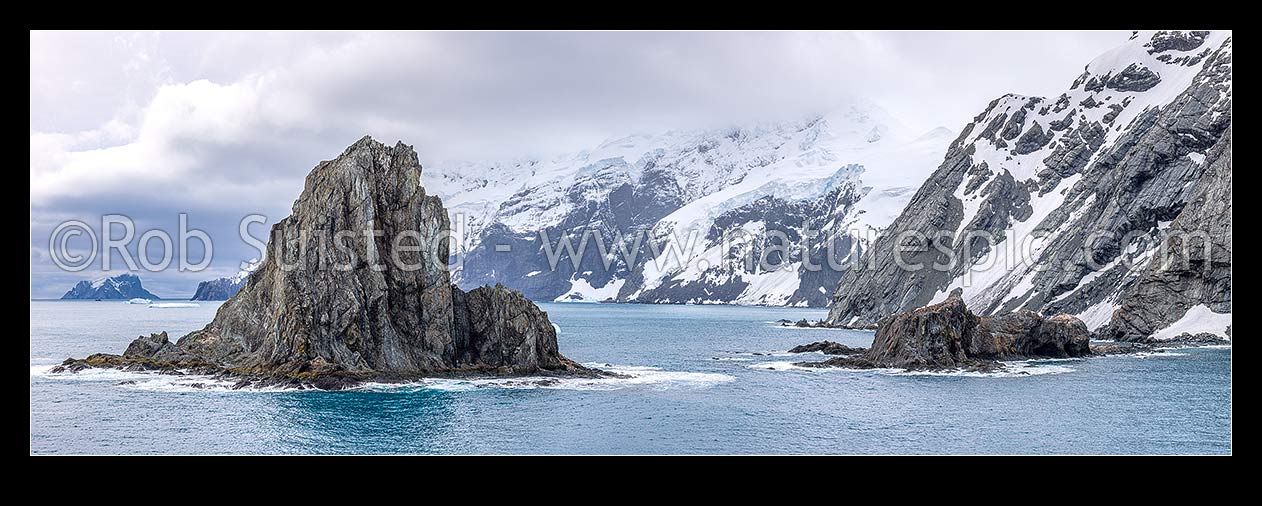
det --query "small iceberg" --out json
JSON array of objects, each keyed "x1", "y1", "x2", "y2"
[
  {"x1": 148, "y1": 302, "x2": 200, "y2": 309},
  {"x1": 125, "y1": 298, "x2": 152, "y2": 305}
]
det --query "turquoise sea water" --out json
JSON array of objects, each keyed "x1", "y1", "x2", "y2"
[{"x1": 29, "y1": 300, "x2": 1231, "y2": 454}]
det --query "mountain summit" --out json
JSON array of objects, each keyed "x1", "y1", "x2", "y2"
[{"x1": 825, "y1": 30, "x2": 1232, "y2": 341}]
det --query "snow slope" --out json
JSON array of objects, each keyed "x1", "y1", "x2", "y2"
[
  {"x1": 422, "y1": 100, "x2": 952, "y2": 306},
  {"x1": 826, "y1": 30, "x2": 1233, "y2": 338}
]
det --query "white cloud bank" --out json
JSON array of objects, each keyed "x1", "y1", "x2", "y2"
[{"x1": 29, "y1": 30, "x2": 1131, "y2": 297}]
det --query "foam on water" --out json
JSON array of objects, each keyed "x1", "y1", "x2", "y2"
[
  {"x1": 744, "y1": 361, "x2": 825, "y2": 372},
  {"x1": 1115, "y1": 350, "x2": 1191, "y2": 359},
  {"x1": 743, "y1": 359, "x2": 1074, "y2": 378},
  {"x1": 898, "y1": 361, "x2": 1075, "y2": 378},
  {"x1": 30, "y1": 363, "x2": 295, "y2": 393},
  {"x1": 772, "y1": 325, "x2": 849, "y2": 331},
  {"x1": 358, "y1": 364, "x2": 735, "y2": 392},
  {"x1": 32, "y1": 362, "x2": 735, "y2": 393},
  {"x1": 719, "y1": 349, "x2": 816, "y2": 358}
]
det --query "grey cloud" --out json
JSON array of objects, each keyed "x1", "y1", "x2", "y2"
[{"x1": 29, "y1": 30, "x2": 1131, "y2": 298}]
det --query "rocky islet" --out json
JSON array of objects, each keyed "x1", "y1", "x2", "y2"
[{"x1": 56, "y1": 137, "x2": 600, "y2": 389}]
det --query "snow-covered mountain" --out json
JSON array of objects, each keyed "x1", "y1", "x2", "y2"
[
  {"x1": 190, "y1": 260, "x2": 260, "y2": 301},
  {"x1": 61, "y1": 273, "x2": 159, "y2": 300},
  {"x1": 826, "y1": 30, "x2": 1232, "y2": 341},
  {"x1": 423, "y1": 101, "x2": 952, "y2": 306}
]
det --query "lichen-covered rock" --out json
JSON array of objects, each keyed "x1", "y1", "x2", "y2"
[
  {"x1": 800, "y1": 298, "x2": 1090, "y2": 371},
  {"x1": 974, "y1": 310, "x2": 1041, "y2": 357},
  {"x1": 1033, "y1": 314, "x2": 1091, "y2": 357},
  {"x1": 864, "y1": 298, "x2": 983, "y2": 369}
]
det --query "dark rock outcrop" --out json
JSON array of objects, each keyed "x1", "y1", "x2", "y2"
[
  {"x1": 60, "y1": 136, "x2": 597, "y2": 388},
  {"x1": 1146, "y1": 31, "x2": 1210, "y2": 54},
  {"x1": 1105, "y1": 63, "x2": 1162, "y2": 92},
  {"x1": 61, "y1": 273, "x2": 158, "y2": 300},
  {"x1": 452, "y1": 283, "x2": 570, "y2": 372},
  {"x1": 123, "y1": 331, "x2": 200, "y2": 364},
  {"x1": 787, "y1": 341, "x2": 864, "y2": 355},
  {"x1": 1012, "y1": 121, "x2": 1052, "y2": 155},
  {"x1": 800, "y1": 298, "x2": 1090, "y2": 371},
  {"x1": 980, "y1": 311, "x2": 1091, "y2": 358}
]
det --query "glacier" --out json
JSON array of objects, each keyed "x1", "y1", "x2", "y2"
[{"x1": 423, "y1": 101, "x2": 952, "y2": 306}]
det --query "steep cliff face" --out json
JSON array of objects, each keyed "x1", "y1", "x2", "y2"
[
  {"x1": 826, "y1": 31, "x2": 1232, "y2": 341},
  {"x1": 179, "y1": 137, "x2": 458, "y2": 373},
  {"x1": 74, "y1": 136, "x2": 587, "y2": 385},
  {"x1": 1104, "y1": 126, "x2": 1232, "y2": 340}
]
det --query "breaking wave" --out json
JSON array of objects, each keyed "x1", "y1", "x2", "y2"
[
  {"x1": 359, "y1": 364, "x2": 735, "y2": 392},
  {"x1": 30, "y1": 363, "x2": 292, "y2": 392},
  {"x1": 742, "y1": 359, "x2": 1075, "y2": 377},
  {"x1": 31, "y1": 362, "x2": 735, "y2": 393}
]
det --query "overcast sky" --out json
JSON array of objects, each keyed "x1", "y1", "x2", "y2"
[{"x1": 29, "y1": 30, "x2": 1132, "y2": 298}]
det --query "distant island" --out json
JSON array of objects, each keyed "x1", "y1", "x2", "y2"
[
  {"x1": 190, "y1": 261, "x2": 259, "y2": 301},
  {"x1": 61, "y1": 273, "x2": 159, "y2": 300}
]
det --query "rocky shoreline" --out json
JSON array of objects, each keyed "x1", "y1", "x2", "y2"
[
  {"x1": 787, "y1": 297, "x2": 1229, "y2": 373},
  {"x1": 1089, "y1": 333, "x2": 1230, "y2": 356},
  {"x1": 52, "y1": 333, "x2": 604, "y2": 391}
]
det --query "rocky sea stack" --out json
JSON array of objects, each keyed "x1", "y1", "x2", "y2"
[
  {"x1": 797, "y1": 297, "x2": 1090, "y2": 372},
  {"x1": 56, "y1": 136, "x2": 597, "y2": 389}
]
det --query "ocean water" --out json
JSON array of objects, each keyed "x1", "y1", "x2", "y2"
[{"x1": 29, "y1": 300, "x2": 1231, "y2": 454}]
